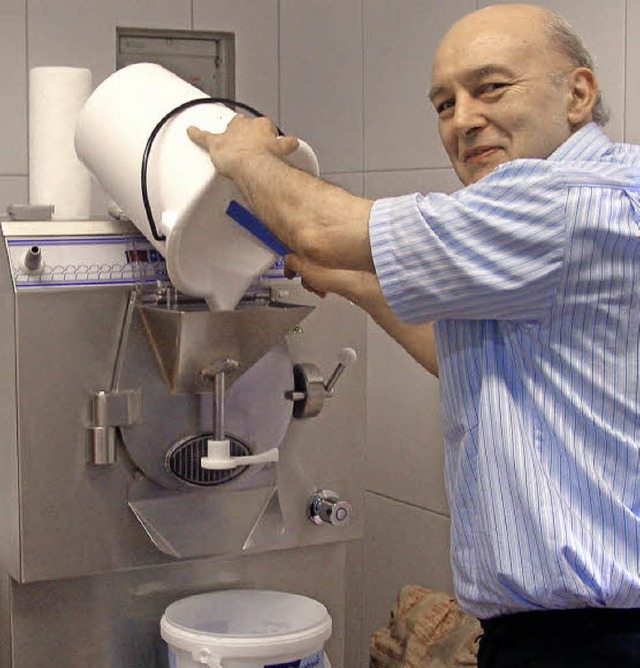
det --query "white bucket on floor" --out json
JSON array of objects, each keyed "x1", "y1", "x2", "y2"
[
  {"x1": 74, "y1": 63, "x2": 319, "y2": 310},
  {"x1": 161, "y1": 590, "x2": 332, "y2": 668}
]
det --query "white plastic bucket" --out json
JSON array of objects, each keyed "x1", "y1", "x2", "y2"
[
  {"x1": 161, "y1": 590, "x2": 332, "y2": 668},
  {"x1": 74, "y1": 63, "x2": 319, "y2": 310}
]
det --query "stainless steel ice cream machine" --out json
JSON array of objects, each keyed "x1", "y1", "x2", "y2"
[{"x1": 0, "y1": 217, "x2": 365, "y2": 666}]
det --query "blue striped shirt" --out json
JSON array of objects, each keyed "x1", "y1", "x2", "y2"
[{"x1": 369, "y1": 123, "x2": 640, "y2": 619}]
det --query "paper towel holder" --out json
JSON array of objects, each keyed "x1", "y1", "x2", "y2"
[{"x1": 6, "y1": 204, "x2": 54, "y2": 221}]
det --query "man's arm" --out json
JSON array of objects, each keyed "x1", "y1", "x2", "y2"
[
  {"x1": 367, "y1": 299, "x2": 438, "y2": 377},
  {"x1": 285, "y1": 255, "x2": 439, "y2": 377},
  {"x1": 188, "y1": 117, "x2": 374, "y2": 272},
  {"x1": 189, "y1": 117, "x2": 438, "y2": 375}
]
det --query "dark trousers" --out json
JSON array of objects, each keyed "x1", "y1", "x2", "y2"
[{"x1": 477, "y1": 608, "x2": 640, "y2": 667}]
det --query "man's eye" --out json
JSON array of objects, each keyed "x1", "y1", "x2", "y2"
[
  {"x1": 436, "y1": 99, "x2": 454, "y2": 115},
  {"x1": 480, "y1": 82, "x2": 507, "y2": 95}
]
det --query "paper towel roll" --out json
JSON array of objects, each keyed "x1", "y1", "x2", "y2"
[{"x1": 29, "y1": 66, "x2": 92, "y2": 220}]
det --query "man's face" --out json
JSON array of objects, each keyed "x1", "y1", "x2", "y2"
[{"x1": 430, "y1": 11, "x2": 575, "y2": 186}]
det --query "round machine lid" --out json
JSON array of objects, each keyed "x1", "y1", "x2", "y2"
[{"x1": 119, "y1": 334, "x2": 293, "y2": 491}]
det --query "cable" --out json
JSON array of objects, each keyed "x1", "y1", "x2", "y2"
[{"x1": 141, "y1": 97, "x2": 283, "y2": 241}]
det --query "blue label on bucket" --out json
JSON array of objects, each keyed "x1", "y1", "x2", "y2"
[
  {"x1": 265, "y1": 650, "x2": 324, "y2": 668},
  {"x1": 226, "y1": 200, "x2": 291, "y2": 257}
]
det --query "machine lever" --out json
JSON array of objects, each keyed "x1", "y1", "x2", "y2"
[
  {"x1": 198, "y1": 358, "x2": 239, "y2": 441},
  {"x1": 197, "y1": 358, "x2": 279, "y2": 471},
  {"x1": 201, "y1": 439, "x2": 279, "y2": 470},
  {"x1": 88, "y1": 292, "x2": 140, "y2": 466},
  {"x1": 324, "y1": 347, "x2": 358, "y2": 395}
]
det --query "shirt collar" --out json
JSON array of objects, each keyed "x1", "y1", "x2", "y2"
[{"x1": 548, "y1": 122, "x2": 612, "y2": 162}]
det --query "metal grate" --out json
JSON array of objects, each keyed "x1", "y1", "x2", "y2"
[{"x1": 165, "y1": 433, "x2": 251, "y2": 486}]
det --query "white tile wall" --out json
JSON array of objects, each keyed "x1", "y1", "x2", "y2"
[
  {"x1": 0, "y1": 0, "x2": 27, "y2": 175},
  {"x1": 362, "y1": 168, "x2": 460, "y2": 516},
  {"x1": 324, "y1": 171, "x2": 364, "y2": 197},
  {"x1": 626, "y1": 0, "x2": 640, "y2": 142},
  {"x1": 27, "y1": 0, "x2": 191, "y2": 87},
  {"x1": 25, "y1": 0, "x2": 191, "y2": 214},
  {"x1": 0, "y1": 177, "x2": 28, "y2": 215},
  {"x1": 365, "y1": 320, "x2": 448, "y2": 514},
  {"x1": 194, "y1": 0, "x2": 279, "y2": 121},
  {"x1": 478, "y1": 0, "x2": 626, "y2": 141},
  {"x1": 280, "y1": 0, "x2": 363, "y2": 174},
  {"x1": 364, "y1": 167, "x2": 462, "y2": 199},
  {"x1": 363, "y1": 0, "x2": 476, "y2": 171},
  {"x1": 363, "y1": 492, "x2": 453, "y2": 666}
]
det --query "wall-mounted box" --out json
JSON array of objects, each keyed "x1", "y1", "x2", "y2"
[{"x1": 116, "y1": 27, "x2": 235, "y2": 98}]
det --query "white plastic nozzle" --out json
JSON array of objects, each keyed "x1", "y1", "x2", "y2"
[{"x1": 200, "y1": 439, "x2": 279, "y2": 470}]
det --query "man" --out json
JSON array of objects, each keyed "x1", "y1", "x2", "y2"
[{"x1": 188, "y1": 4, "x2": 640, "y2": 666}]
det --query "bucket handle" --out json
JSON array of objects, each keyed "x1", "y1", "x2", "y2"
[
  {"x1": 190, "y1": 648, "x2": 331, "y2": 667},
  {"x1": 191, "y1": 646, "x2": 222, "y2": 667},
  {"x1": 141, "y1": 98, "x2": 284, "y2": 242}
]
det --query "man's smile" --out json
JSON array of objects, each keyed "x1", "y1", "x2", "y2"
[{"x1": 463, "y1": 146, "x2": 503, "y2": 162}]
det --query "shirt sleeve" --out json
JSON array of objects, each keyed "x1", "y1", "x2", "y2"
[{"x1": 369, "y1": 159, "x2": 568, "y2": 324}]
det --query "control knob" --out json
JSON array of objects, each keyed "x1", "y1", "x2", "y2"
[{"x1": 308, "y1": 489, "x2": 352, "y2": 527}]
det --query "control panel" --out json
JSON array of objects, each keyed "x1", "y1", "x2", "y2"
[{"x1": 2, "y1": 221, "x2": 167, "y2": 290}]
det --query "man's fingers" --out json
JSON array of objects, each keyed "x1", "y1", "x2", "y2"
[
  {"x1": 252, "y1": 115, "x2": 278, "y2": 135},
  {"x1": 283, "y1": 265, "x2": 297, "y2": 280},
  {"x1": 187, "y1": 125, "x2": 213, "y2": 148},
  {"x1": 188, "y1": 121, "x2": 299, "y2": 162},
  {"x1": 284, "y1": 255, "x2": 329, "y2": 298},
  {"x1": 284, "y1": 254, "x2": 300, "y2": 278},
  {"x1": 276, "y1": 135, "x2": 300, "y2": 156}
]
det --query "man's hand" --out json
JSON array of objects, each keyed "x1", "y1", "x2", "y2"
[
  {"x1": 284, "y1": 254, "x2": 379, "y2": 308},
  {"x1": 285, "y1": 254, "x2": 439, "y2": 377},
  {"x1": 188, "y1": 114, "x2": 375, "y2": 274},
  {"x1": 187, "y1": 115, "x2": 299, "y2": 179}
]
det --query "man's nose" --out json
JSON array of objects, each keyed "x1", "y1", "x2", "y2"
[{"x1": 452, "y1": 94, "x2": 486, "y2": 135}]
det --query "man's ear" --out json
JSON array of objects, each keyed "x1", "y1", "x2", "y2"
[{"x1": 567, "y1": 67, "x2": 598, "y2": 127}]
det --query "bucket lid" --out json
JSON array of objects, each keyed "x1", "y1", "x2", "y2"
[{"x1": 161, "y1": 590, "x2": 332, "y2": 659}]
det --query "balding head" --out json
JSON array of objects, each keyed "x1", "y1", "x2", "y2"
[
  {"x1": 440, "y1": 4, "x2": 552, "y2": 48},
  {"x1": 429, "y1": 3, "x2": 599, "y2": 184},
  {"x1": 434, "y1": 4, "x2": 578, "y2": 93}
]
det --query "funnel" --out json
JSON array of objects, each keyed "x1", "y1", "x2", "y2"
[
  {"x1": 75, "y1": 63, "x2": 319, "y2": 310},
  {"x1": 138, "y1": 300, "x2": 314, "y2": 394}
]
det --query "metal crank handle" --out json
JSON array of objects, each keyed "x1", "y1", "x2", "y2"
[{"x1": 286, "y1": 347, "x2": 358, "y2": 419}]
